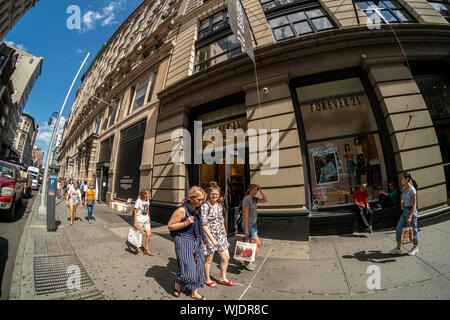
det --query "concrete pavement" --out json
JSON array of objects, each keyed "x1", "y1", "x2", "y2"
[{"x1": 9, "y1": 194, "x2": 450, "y2": 300}]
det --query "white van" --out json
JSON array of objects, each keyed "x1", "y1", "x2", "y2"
[{"x1": 27, "y1": 167, "x2": 40, "y2": 190}]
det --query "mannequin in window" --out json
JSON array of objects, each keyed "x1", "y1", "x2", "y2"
[
  {"x1": 354, "y1": 137, "x2": 366, "y2": 185},
  {"x1": 343, "y1": 144, "x2": 356, "y2": 193},
  {"x1": 319, "y1": 157, "x2": 337, "y2": 184}
]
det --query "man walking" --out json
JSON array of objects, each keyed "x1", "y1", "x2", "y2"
[{"x1": 353, "y1": 183, "x2": 373, "y2": 233}]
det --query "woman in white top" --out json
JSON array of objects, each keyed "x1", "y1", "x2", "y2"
[{"x1": 66, "y1": 183, "x2": 83, "y2": 225}]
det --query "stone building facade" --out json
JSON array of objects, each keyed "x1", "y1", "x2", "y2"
[{"x1": 59, "y1": 0, "x2": 450, "y2": 237}]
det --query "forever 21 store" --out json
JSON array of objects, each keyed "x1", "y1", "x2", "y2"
[{"x1": 150, "y1": 17, "x2": 450, "y2": 239}]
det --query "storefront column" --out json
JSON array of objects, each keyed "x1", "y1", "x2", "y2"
[
  {"x1": 243, "y1": 73, "x2": 309, "y2": 240},
  {"x1": 363, "y1": 57, "x2": 447, "y2": 211},
  {"x1": 151, "y1": 105, "x2": 190, "y2": 223}
]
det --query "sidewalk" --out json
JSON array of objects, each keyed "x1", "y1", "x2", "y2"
[{"x1": 10, "y1": 195, "x2": 450, "y2": 300}]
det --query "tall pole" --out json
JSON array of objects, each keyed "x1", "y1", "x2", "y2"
[{"x1": 38, "y1": 52, "x2": 90, "y2": 215}]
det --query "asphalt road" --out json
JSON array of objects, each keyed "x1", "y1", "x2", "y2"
[{"x1": 0, "y1": 190, "x2": 37, "y2": 300}]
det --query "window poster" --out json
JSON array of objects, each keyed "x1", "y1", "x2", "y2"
[{"x1": 309, "y1": 145, "x2": 339, "y2": 185}]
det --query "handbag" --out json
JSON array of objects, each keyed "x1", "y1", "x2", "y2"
[
  {"x1": 127, "y1": 228, "x2": 143, "y2": 248},
  {"x1": 401, "y1": 224, "x2": 413, "y2": 245},
  {"x1": 234, "y1": 236, "x2": 257, "y2": 262}
]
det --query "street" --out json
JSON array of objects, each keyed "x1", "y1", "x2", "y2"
[{"x1": 0, "y1": 191, "x2": 37, "y2": 300}]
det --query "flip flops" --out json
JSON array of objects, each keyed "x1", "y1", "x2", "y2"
[
  {"x1": 173, "y1": 281, "x2": 181, "y2": 297},
  {"x1": 218, "y1": 280, "x2": 234, "y2": 286},
  {"x1": 206, "y1": 281, "x2": 217, "y2": 288}
]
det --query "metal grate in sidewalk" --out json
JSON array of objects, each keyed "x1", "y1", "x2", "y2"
[
  {"x1": 34, "y1": 255, "x2": 95, "y2": 296},
  {"x1": 57, "y1": 288, "x2": 104, "y2": 300}
]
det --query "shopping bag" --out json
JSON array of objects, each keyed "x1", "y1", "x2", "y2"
[
  {"x1": 401, "y1": 225, "x2": 413, "y2": 245},
  {"x1": 128, "y1": 228, "x2": 143, "y2": 248},
  {"x1": 234, "y1": 237, "x2": 257, "y2": 262}
]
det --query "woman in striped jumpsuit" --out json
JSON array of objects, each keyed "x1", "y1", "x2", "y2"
[{"x1": 168, "y1": 186, "x2": 207, "y2": 300}]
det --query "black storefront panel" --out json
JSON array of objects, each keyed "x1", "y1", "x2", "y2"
[{"x1": 115, "y1": 120, "x2": 146, "y2": 200}]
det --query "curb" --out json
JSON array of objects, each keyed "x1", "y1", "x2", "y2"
[{"x1": 8, "y1": 192, "x2": 41, "y2": 300}]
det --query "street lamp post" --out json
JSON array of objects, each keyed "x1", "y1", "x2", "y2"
[{"x1": 38, "y1": 52, "x2": 90, "y2": 216}]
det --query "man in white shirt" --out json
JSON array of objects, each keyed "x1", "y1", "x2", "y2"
[{"x1": 133, "y1": 189, "x2": 153, "y2": 256}]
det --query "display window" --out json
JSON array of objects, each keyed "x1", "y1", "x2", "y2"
[{"x1": 295, "y1": 77, "x2": 388, "y2": 209}]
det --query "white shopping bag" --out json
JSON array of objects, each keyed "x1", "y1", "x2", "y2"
[
  {"x1": 234, "y1": 239, "x2": 257, "y2": 262},
  {"x1": 128, "y1": 228, "x2": 143, "y2": 248}
]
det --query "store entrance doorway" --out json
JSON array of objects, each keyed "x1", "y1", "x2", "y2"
[{"x1": 195, "y1": 105, "x2": 249, "y2": 235}]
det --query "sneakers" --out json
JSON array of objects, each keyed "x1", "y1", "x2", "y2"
[
  {"x1": 388, "y1": 247, "x2": 402, "y2": 255},
  {"x1": 408, "y1": 247, "x2": 419, "y2": 256},
  {"x1": 243, "y1": 261, "x2": 257, "y2": 271}
]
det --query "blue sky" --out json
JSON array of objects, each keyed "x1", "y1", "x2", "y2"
[{"x1": 4, "y1": 0, "x2": 143, "y2": 164}]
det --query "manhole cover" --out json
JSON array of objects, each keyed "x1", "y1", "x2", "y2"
[
  {"x1": 57, "y1": 288, "x2": 104, "y2": 300},
  {"x1": 34, "y1": 255, "x2": 95, "y2": 296}
]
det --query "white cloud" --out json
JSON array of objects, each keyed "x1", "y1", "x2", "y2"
[
  {"x1": 35, "y1": 116, "x2": 66, "y2": 166},
  {"x1": 36, "y1": 116, "x2": 67, "y2": 146},
  {"x1": 81, "y1": 1, "x2": 125, "y2": 32},
  {"x1": 4, "y1": 40, "x2": 28, "y2": 52},
  {"x1": 76, "y1": 48, "x2": 84, "y2": 55}
]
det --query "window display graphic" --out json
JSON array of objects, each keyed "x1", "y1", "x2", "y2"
[{"x1": 309, "y1": 146, "x2": 339, "y2": 185}]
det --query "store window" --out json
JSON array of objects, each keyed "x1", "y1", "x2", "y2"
[
  {"x1": 115, "y1": 120, "x2": 146, "y2": 200},
  {"x1": 260, "y1": 0, "x2": 336, "y2": 42},
  {"x1": 295, "y1": 77, "x2": 388, "y2": 209},
  {"x1": 195, "y1": 10, "x2": 242, "y2": 72},
  {"x1": 427, "y1": 0, "x2": 450, "y2": 22},
  {"x1": 356, "y1": 0, "x2": 415, "y2": 24},
  {"x1": 129, "y1": 72, "x2": 157, "y2": 113}
]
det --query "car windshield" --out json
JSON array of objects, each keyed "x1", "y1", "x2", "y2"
[
  {"x1": 31, "y1": 174, "x2": 38, "y2": 180},
  {"x1": 0, "y1": 163, "x2": 16, "y2": 179}
]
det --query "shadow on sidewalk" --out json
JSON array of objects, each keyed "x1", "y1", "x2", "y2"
[
  {"x1": 338, "y1": 234, "x2": 368, "y2": 239},
  {"x1": 145, "y1": 258, "x2": 180, "y2": 296},
  {"x1": 342, "y1": 250, "x2": 406, "y2": 264},
  {"x1": 0, "y1": 237, "x2": 8, "y2": 298}
]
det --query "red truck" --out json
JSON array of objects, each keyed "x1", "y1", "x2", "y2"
[{"x1": 0, "y1": 160, "x2": 26, "y2": 221}]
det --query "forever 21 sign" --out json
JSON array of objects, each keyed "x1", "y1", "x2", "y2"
[{"x1": 228, "y1": 0, "x2": 255, "y2": 63}]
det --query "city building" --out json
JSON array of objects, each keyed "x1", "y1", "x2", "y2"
[
  {"x1": 32, "y1": 145, "x2": 44, "y2": 169},
  {"x1": 0, "y1": 0, "x2": 39, "y2": 41},
  {"x1": 59, "y1": 0, "x2": 450, "y2": 238},
  {"x1": 12, "y1": 111, "x2": 38, "y2": 165},
  {"x1": 0, "y1": 42, "x2": 18, "y2": 159},
  {"x1": 8, "y1": 44, "x2": 43, "y2": 115}
]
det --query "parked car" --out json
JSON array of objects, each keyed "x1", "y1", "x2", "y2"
[
  {"x1": 27, "y1": 167, "x2": 40, "y2": 190},
  {"x1": 0, "y1": 160, "x2": 26, "y2": 221}
]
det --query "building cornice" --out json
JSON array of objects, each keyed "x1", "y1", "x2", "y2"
[{"x1": 157, "y1": 24, "x2": 450, "y2": 104}]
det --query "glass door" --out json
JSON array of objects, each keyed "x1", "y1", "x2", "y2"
[{"x1": 197, "y1": 111, "x2": 248, "y2": 234}]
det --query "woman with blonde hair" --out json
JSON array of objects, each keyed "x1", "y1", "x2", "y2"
[
  {"x1": 201, "y1": 183, "x2": 233, "y2": 288},
  {"x1": 66, "y1": 183, "x2": 83, "y2": 226},
  {"x1": 168, "y1": 186, "x2": 207, "y2": 300}
]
